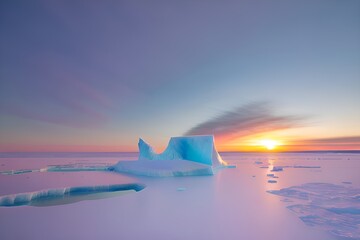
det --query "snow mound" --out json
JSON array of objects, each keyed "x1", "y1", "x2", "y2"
[{"x1": 114, "y1": 135, "x2": 230, "y2": 177}]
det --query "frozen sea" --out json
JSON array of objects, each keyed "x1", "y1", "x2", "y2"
[{"x1": 0, "y1": 152, "x2": 359, "y2": 240}]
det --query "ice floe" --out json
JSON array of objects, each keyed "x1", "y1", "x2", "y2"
[
  {"x1": 268, "y1": 183, "x2": 360, "y2": 239},
  {"x1": 293, "y1": 165, "x2": 321, "y2": 169},
  {"x1": 0, "y1": 169, "x2": 40, "y2": 175},
  {"x1": 271, "y1": 166, "x2": 283, "y2": 172},
  {"x1": 0, "y1": 163, "x2": 111, "y2": 175},
  {"x1": 0, "y1": 183, "x2": 145, "y2": 207},
  {"x1": 266, "y1": 173, "x2": 279, "y2": 179},
  {"x1": 258, "y1": 165, "x2": 321, "y2": 170},
  {"x1": 47, "y1": 163, "x2": 111, "y2": 172}
]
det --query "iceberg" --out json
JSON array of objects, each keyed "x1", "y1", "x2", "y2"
[{"x1": 113, "y1": 135, "x2": 230, "y2": 177}]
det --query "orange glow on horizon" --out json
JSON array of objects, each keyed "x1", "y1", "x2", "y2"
[
  {"x1": 1, "y1": 135, "x2": 359, "y2": 152},
  {"x1": 1, "y1": 143, "x2": 359, "y2": 152},
  {"x1": 215, "y1": 135, "x2": 360, "y2": 152},
  {"x1": 217, "y1": 143, "x2": 360, "y2": 152}
]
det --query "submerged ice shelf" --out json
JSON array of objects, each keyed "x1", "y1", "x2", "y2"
[
  {"x1": 0, "y1": 183, "x2": 145, "y2": 207},
  {"x1": 114, "y1": 135, "x2": 232, "y2": 177},
  {"x1": 268, "y1": 183, "x2": 360, "y2": 239}
]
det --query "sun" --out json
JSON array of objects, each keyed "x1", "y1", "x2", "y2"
[{"x1": 259, "y1": 139, "x2": 278, "y2": 150}]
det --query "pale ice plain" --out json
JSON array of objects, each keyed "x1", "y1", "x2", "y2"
[{"x1": 0, "y1": 151, "x2": 359, "y2": 240}]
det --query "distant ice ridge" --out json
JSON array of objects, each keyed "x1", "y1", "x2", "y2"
[
  {"x1": 254, "y1": 162, "x2": 321, "y2": 170},
  {"x1": 113, "y1": 135, "x2": 231, "y2": 177},
  {"x1": 0, "y1": 163, "x2": 111, "y2": 175},
  {"x1": 268, "y1": 183, "x2": 360, "y2": 239},
  {"x1": 0, "y1": 183, "x2": 145, "y2": 207},
  {"x1": 47, "y1": 163, "x2": 111, "y2": 172}
]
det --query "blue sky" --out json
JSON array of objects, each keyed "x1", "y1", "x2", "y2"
[{"x1": 0, "y1": 0, "x2": 359, "y2": 151}]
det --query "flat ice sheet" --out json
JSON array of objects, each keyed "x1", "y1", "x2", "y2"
[{"x1": 0, "y1": 152, "x2": 359, "y2": 240}]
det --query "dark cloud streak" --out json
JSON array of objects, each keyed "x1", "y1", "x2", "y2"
[
  {"x1": 300, "y1": 136, "x2": 360, "y2": 145},
  {"x1": 185, "y1": 102, "x2": 306, "y2": 139}
]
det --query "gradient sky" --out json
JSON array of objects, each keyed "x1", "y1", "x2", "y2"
[{"x1": 0, "y1": 0, "x2": 359, "y2": 152}]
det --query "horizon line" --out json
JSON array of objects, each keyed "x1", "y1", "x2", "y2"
[{"x1": 0, "y1": 150, "x2": 359, "y2": 154}]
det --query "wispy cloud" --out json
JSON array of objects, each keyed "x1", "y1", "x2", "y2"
[
  {"x1": 283, "y1": 136, "x2": 360, "y2": 151},
  {"x1": 185, "y1": 102, "x2": 306, "y2": 140},
  {"x1": 300, "y1": 136, "x2": 360, "y2": 145}
]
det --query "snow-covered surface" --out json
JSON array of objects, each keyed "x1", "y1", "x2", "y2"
[
  {"x1": 114, "y1": 136, "x2": 228, "y2": 177},
  {"x1": 268, "y1": 183, "x2": 360, "y2": 239},
  {"x1": 0, "y1": 152, "x2": 359, "y2": 240}
]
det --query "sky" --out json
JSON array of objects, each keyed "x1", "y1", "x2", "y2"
[{"x1": 0, "y1": 0, "x2": 359, "y2": 152}]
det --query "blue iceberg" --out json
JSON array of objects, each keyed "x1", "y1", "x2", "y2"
[{"x1": 114, "y1": 135, "x2": 230, "y2": 177}]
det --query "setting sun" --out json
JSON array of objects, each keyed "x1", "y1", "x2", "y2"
[{"x1": 259, "y1": 139, "x2": 279, "y2": 150}]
